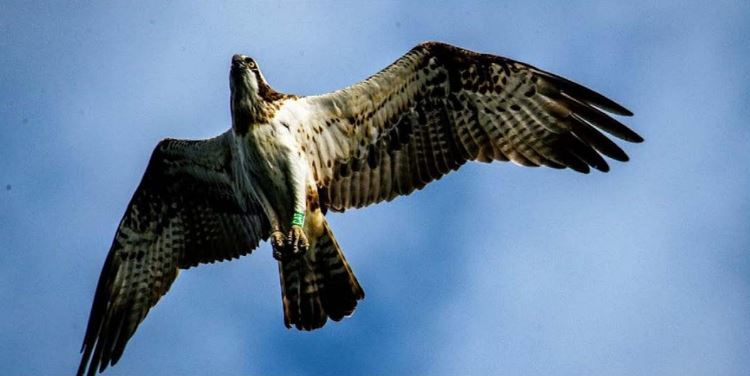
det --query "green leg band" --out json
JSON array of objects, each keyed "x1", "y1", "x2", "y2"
[{"x1": 291, "y1": 211, "x2": 305, "y2": 227}]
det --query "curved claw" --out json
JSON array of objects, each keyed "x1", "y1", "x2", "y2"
[
  {"x1": 287, "y1": 225, "x2": 309, "y2": 256},
  {"x1": 271, "y1": 231, "x2": 287, "y2": 261}
]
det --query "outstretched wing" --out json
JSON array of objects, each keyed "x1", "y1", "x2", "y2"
[
  {"x1": 284, "y1": 41, "x2": 642, "y2": 211},
  {"x1": 78, "y1": 132, "x2": 270, "y2": 376}
]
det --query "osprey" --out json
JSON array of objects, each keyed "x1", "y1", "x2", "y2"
[{"x1": 78, "y1": 41, "x2": 642, "y2": 375}]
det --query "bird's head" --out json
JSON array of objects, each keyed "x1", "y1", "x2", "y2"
[
  {"x1": 229, "y1": 54, "x2": 275, "y2": 132},
  {"x1": 230, "y1": 54, "x2": 267, "y2": 96}
]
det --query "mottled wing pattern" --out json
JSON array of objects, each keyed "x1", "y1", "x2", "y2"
[
  {"x1": 288, "y1": 41, "x2": 642, "y2": 211},
  {"x1": 78, "y1": 132, "x2": 270, "y2": 376}
]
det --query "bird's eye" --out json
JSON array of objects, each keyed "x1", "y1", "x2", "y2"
[{"x1": 247, "y1": 61, "x2": 256, "y2": 69}]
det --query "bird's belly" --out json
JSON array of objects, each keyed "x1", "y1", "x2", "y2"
[{"x1": 241, "y1": 127, "x2": 296, "y2": 213}]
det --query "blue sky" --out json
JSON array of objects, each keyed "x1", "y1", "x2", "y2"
[{"x1": 1, "y1": 1, "x2": 749, "y2": 375}]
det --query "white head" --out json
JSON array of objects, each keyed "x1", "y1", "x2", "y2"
[
  {"x1": 230, "y1": 54, "x2": 284, "y2": 133},
  {"x1": 230, "y1": 55, "x2": 261, "y2": 129}
]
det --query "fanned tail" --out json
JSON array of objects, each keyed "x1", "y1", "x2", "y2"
[{"x1": 279, "y1": 218, "x2": 364, "y2": 330}]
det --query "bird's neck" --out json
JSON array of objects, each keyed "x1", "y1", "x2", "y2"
[
  {"x1": 231, "y1": 81, "x2": 295, "y2": 135},
  {"x1": 231, "y1": 90, "x2": 271, "y2": 135}
]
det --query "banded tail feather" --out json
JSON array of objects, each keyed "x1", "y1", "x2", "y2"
[{"x1": 278, "y1": 218, "x2": 364, "y2": 330}]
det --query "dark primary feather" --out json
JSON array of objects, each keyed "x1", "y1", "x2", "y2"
[
  {"x1": 291, "y1": 41, "x2": 642, "y2": 212},
  {"x1": 78, "y1": 133, "x2": 270, "y2": 376}
]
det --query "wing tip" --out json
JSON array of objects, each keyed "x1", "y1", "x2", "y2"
[
  {"x1": 618, "y1": 107, "x2": 635, "y2": 117},
  {"x1": 628, "y1": 132, "x2": 645, "y2": 143},
  {"x1": 601, "y1": 102, "x2": 634, "y2": 117},
  {"x1": 615, "y1": 128, "x2": 644, "y2": 143}
]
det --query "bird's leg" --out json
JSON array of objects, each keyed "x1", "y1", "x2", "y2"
[
  {"x1": 270, "y1": 220, "x2": 287, "y2": 261},
  {"x1": 283, "y1": 151, "x2": 311, "y2": 258},
  {"x1": 286, "y1": 211, "x2": 309, "y2": 257},
  {"x1": 254, "y1": 188, "x2": 290, "y2": 261},
  {"x1": 269, "y1": 209, "x2": 309, "y2": 261}
]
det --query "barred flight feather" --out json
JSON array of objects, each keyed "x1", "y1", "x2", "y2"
[{"x1": 285, "y1": 41, "x2": 642, "y2": 211}]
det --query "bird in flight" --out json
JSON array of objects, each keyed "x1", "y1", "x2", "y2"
[{"x1": 78, "y1": 41, "x2": 642, "y2": 375}]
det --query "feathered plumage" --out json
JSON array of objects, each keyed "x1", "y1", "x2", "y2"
[
  {"x1": 78, "y1": 41, "x2": 641, "y2": 375},
  {"x1": 287, "y1": 42, "x2": 641, "y2": 211}
]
